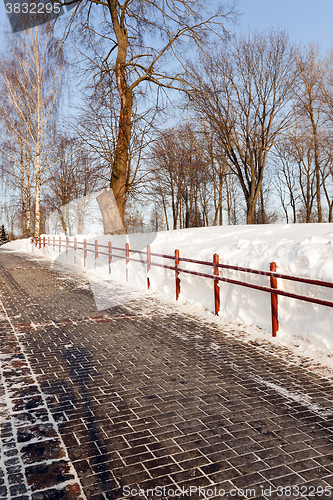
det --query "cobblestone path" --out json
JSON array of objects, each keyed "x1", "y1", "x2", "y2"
[{"x1": 0, "y1": 249, "x2": 333, "y2": 500}]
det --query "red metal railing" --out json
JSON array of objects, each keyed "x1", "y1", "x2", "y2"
[{"x1": 31, "y1": 235, "x2": 333, "y2": 337}]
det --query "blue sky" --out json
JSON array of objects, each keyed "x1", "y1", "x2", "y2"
[
  {"x1": 235, "y1": 0, "x2": 333, "y2": 52},
  {"x1": 0, "y1": 0, "x2": 333, "y2": 51}
]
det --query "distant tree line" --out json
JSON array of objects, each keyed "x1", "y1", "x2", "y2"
[{"x1": 149, "y1": 33, "x2": 333, "y2": 228}]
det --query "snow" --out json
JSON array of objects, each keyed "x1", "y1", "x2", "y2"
[
  {"x1": 0, "y1": 296, "x2": 87, "y2": 498},
  {"x1": 3, "y1": 223, "x2": 333, "y2": 376},
  {"x1": 251, "y1": 375, "x2": 333, "y2": 417}
]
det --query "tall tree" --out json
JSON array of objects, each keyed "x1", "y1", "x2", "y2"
[
  {"x1": 150, "y1": 125, "x2": 208, "y2": 229},
  {"x1": 295, "y1": 45, "x2": 327, "y2": 223},
  {"x1": 44, "y1": 135, "x2": 103, "y2": 234},
  {"x1": 74, "y1": 82, "x2": 153, "y2": 202},
  {"x1": 283, "y1": 126, "x2": 317, "y2": 223},
  {"x1": 273, "y1": 143, "x2": 300, "y2": 224},
  {"x1": 0, "y1": 26, "x2": 65, "y2": 237},
  {"x1": 189, "y1": 30, "x2": 296, "y2": 224},
  {"x1": 58, "y1": 0, "x2": 236, "y2": 222},
  {"x1": 0, "y1": 44, "x2": 33, "y2": 237}
]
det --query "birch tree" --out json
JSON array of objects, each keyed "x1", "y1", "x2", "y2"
[
  {"x1": 0, "y1": 26, "x2": 64, "y2": 237},
  {"x1": 0, "y1": 48, "x2": 33, "y2": 237}
]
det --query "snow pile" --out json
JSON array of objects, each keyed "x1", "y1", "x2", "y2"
[{"x1": 3, "y1": 223, "x2": 333, "y2": 370}]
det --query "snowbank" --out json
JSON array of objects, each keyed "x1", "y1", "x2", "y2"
[{"x1": 3, "y1": 223, "x2": 333, "y2": 367}]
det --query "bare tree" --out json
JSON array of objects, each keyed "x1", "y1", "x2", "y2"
[
  {"x1": 189, "y1": 30, "x2": 297, "y2": 224},
  {"x1": 0, "y1": 47, "x2": 33, "y2": 237},
  {"x1": 44, "y1": 135, "x2": 103, "y2": 234},
  {"x1": 186, "y1": 127, "x2": 226, "y2": 226},
  {"x1": 56, "y1": 0, "x2": 236, "y2": 222},
  {"x1": 44, "y1": 135, "x2": 78, "y2": 233},
  {"x1": 150, "y1": 129, "x2": 182, "y2": 229},
  {"x1": 149, "y1": 203, "x2": 165, "y2": 232},
  {"x1": 287, "y1": 127, "x2": 317, "y2": 222},
  {"x1": 273, "y1": 143, "x2": 300, "y2": 223},
  {"x1": 0, "y1": 26, "x2": 65, "y2": 237},
  {"x1": 318, "y1": 48, "x2": 333, "y2": 221},
  {"x1": 124, "y1": 204, "x2": 146, "y2": 233},
  {"x1": 295, "y1": 44, "x2": 328, "y2": 223},
  {"x1": 74, "y1": 82, "x2": 154, "y2": 201},
  {"x1": 150, "y1": 125, "x2": 208, "y2": 229}
]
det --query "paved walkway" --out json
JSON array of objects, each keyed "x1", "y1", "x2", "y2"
[{"x1": 0, "y1": 249, "x2": 333, "y2": 500}]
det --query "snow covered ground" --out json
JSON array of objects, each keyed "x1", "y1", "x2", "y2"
[{"x1": 3, "y1": 223, "x2": 333, "y2": 376}]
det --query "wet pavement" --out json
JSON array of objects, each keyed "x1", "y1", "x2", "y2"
[{"x1": 0, "y1": 249, "x2": 333, "y2": 500}]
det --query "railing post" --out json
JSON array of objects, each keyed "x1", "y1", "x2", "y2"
[
  {"x1": 125, "y1": 242, "x2": 129, "y2": 281},
  {"x1": 84, "y1": 239, "x2": 87, "y2": 267},
  {"x1": 59, "y1": 236, "x2": 61, "y2": 254},
  {"x1": 214, "y1": 253, "x2": 220, "y2": 315},
  {"x1": 95, "y1": 239, "x2": 99, "y2": 269},
  {"x1": 74, "y1": 237, "x2": 77, "y2": 264},
  {"x1": 147, "y1": 245, "x2": 151, "y2": 290},
  {"x1": 53, "y1": 236, "x2": 55, "y2": 251},
  {"x1": 270, "y1": 262, "x2": 279, "y2": 337},
  {"x1": 43, "y1": 236, "x2": 45, "y2": 248},
  {"x1": 108, "y1": 242, "x2": 112, "y2": 274},
  {"x1": 48, "y1": 236, "x2": 50, "y2": 248},
  {"x1": 175, "y1": 249, "x2": 180, "y2": 300},
  {"x1": 38, "y1": 237, "x2": 41, "y2": 249},
  {"x1": 66, "y1": 236, "x2": 69, "y2": 259}
]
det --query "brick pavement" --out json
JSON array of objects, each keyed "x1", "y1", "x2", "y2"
[{"x1": 0, "y1": 249, "x2": 333, "y2": 500}]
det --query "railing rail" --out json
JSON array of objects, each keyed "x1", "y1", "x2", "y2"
[{"x1": 31, "y1": 235, "x2": 333, "y2": 338}]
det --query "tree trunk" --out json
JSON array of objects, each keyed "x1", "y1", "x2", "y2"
[
  {"x1": 60, "y1": 209, "x2": 67, "y2": 234},
  {"x1": 34, "y1": 29, "x2": 42, "y2": 238},
  {"x1": 315, "y1": 160, "x2": 322, "y2": 222},
  {"x1": 246, "y1": 189, "x2": 258, "y2": 224},
  {"x1": 110, "y1": 88, "x2": 132, "y2": 223},
  {"x1": 219, "y1": 173, "x2": 223, "y2": 225},
  {"x1": 160, "y1": 188, "x2": 169, "y2": 231},
  {"x1": 260, "y1": 187, "x2": 265, "y2": 224},
  {"x1": 247, "y1": 200, "x2": 256, "y2": 224},
  {"x1": 108, "y1": 1, "x2": 132, "y2": 224},
  {"x1": 21, "y1": 177, "x2": 27, "y2": 238},
  {"x1": 34, "y1": 154, "x2": 41, "y2": 237},
  {"x1": 311, "y1": 122, "x2": 322, "y2": 223},
  {"x1": 226, "y1": 176, "x2": 231, "y2": 225},
  {"x1": 213, "y1": 186, "x2": 218, "y2": 226},
  {"x1": 26, "y1": 154, "x2": 31, "y2": 237},
  {"x1": 246, "y1": 169, "x2": 263, "y2": 224}
]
